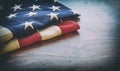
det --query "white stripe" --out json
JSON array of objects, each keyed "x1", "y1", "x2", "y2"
[
  {"x1": 0, "y1": 26, "x2": 13, "y2": 42},
  {"x1": 1, "y1": 39, "x2": 20, "y2": 54},
  {"x1": 39, "y1": 25, "x2": 62, "y2": 40}
]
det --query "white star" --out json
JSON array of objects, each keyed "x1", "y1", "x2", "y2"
[
  {"x1": 46, "y1": 12, "x2": 59, "y2": 20},
  {"x1": 7, "y1": 13, "x2": 17, "y2": 19},
  {"x1": 29, "y1": 4, "x2": 40, "y2": 11},
  {"x1": 70, "y1": 9, "x2": 80, "y2": 15},
  {"x1": 60, "y1": 19, "x2": 63, "y2": 23},
  {"x1": 49, "y1": 5, "x2": 60, "y2": 11},
  {"x1": 11, "y1": 4, "x2": 22, "y2": 11},
  {"x1": 23, "y1": 21, "x2": 34, "y2": 29},
  {"x1": 54, "y1": 0, "x2": 58, "y2": 2},
  {"x1": 26, "y1": 12, "x2": 38, "y2": 17}
]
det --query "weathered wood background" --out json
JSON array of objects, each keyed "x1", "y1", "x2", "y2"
[{"x1": 0, "y1": 0, "x2": 120, "y2": 71}]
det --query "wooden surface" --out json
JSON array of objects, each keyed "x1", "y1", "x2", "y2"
[{"x1": 0, "y1": 0, "x2": 120, "y2": 71}]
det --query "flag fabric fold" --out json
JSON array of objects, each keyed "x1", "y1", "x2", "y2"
[
  {"x1": 0, "y1": 20, "x2": 80, "y2": 54},
  {"x1": 0, "y1": 0, "x2": 80, "y2": 42}
]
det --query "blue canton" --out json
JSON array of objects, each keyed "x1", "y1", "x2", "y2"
[{"x1": 0, "y1": 0, "x2": 80, "y2": 38}]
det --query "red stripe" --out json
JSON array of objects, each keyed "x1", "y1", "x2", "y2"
[
  {"x1": 18, "y1": 32, "x2": 42, "y2": 47},
  {"x1": 57, "y1": 20, "x2": 80, "y2": 34},
  {"x1": 18, "y1": 20, "x2": 80, "y2": 48}
]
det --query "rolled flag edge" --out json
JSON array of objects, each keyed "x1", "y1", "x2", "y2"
[
  {"x1": 0, "y1": 39, "x2": 20, "y2": 54},
  {"x1": 0, "y1": 20, "x2": 80, "y2": 54},
  {"x1": 0, "y1": 26, "x2": 13, "y2": 43}
]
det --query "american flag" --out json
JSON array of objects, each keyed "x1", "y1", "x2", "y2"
[
  {"x1": 0, "y1": 0, "x2": 80, "y2": 38},
  {"x1": 0, "y1": 20, "x2": 80, "y2": 54}
]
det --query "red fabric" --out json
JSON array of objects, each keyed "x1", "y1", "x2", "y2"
[
  {"x1": 18, "y1": 20, "x2": 80, "y2": 48},
  {"x1": 18, "y1": 32, "x2": 42, "y2": 47},
  {"x1": 57, "y1": 20, "x2": 80, "y2": 34}
]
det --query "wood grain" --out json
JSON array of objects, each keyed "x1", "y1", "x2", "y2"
[{"x1": 0, "y1": 0, "x2": 120, "y2": 71}]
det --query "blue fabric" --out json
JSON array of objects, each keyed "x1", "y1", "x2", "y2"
[{"x1": 0, "y1": 0, "x2": 79, "y2": 38}]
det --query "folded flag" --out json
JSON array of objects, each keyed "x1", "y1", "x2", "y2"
[
  {"x1": 0, "y1": 0, "x2": 80, "y2": 42},
  {"x1": 0, "y1": 20, "x2": 80, "y2": 54}
]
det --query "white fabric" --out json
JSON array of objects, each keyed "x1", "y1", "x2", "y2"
[{"x1": 39, "y1": 25, "x2": 62, "y2": 40}]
